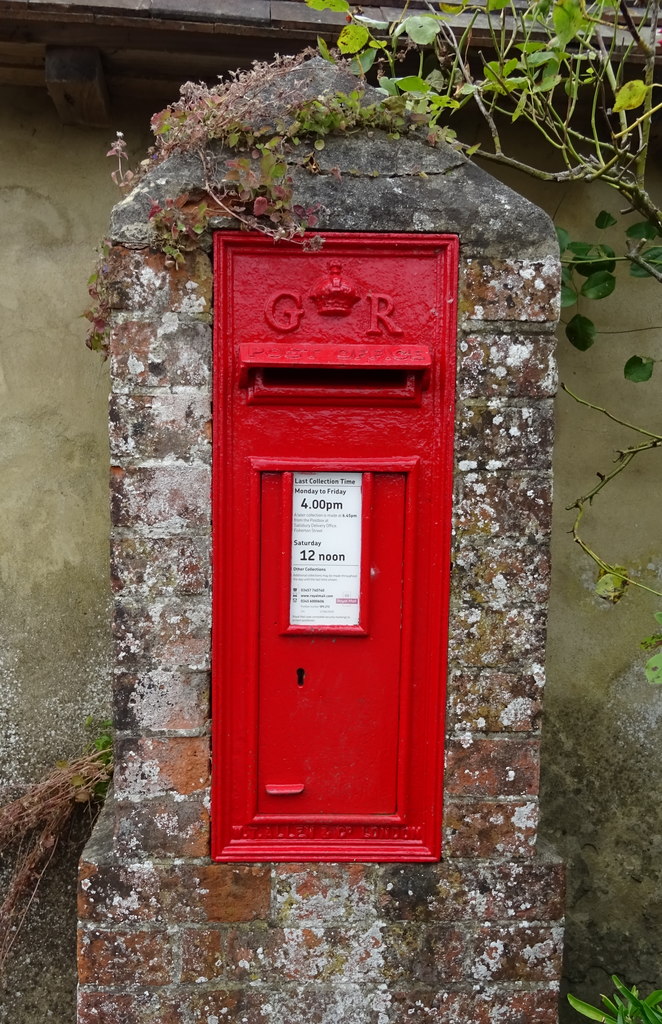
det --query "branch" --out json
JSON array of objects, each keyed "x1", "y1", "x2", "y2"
[
  {"x1": 561, "y1": 384, "x2": 662, "y2": 441},
  {"x1": 626, "y1": 245, "x2": 662, "y2": 284},
  {"x1": 569, "y1": 500, "x2": 662, "y2": 600},
  {"x1": 562, "y1": 384, "x2": 662, "y2": 600},
  {"x1": 429, "y1": 8, "x2": 504, "y2": 155},
  {"x1": 618, "y1": 0, "x2": 652, "y2": 55}
]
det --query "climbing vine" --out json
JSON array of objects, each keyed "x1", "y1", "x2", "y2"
[{"x1": 304, "y1": 0, "x2": 662, "y2": 674}]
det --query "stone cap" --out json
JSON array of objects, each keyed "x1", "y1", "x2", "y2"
[{"x1": 110, "y1": 56, "x2": 557, "y2": 261}]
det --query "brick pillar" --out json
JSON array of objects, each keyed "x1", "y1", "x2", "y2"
[{"x1": 77, "y1": 58, "x2": 564, "y2": 1024}]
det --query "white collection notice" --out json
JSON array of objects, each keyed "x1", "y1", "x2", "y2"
[{"x1": 290, "y1": 472, "x2": 363, "y2": 627}]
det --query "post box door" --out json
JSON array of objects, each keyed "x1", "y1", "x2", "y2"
[
  {"x1": 258, "y1": 470, "x2": 406, "y2": 817},
  {"x1": 211, "y1": 231, "x2": 458, "y2": 862}
]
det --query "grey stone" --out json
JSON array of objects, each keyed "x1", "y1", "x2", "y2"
[{"x1": 110, "y1": 57, "x2": 556, "y2": 261}]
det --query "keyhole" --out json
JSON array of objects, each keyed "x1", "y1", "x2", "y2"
[{"x1": 296, "y1": 667, "x2": 305, "y2": 687}]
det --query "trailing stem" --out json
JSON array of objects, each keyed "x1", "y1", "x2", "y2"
[{"x1": 562, "y1": 384, "x2": 662, "y2": 600}]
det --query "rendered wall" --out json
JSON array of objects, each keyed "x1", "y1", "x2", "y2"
[{"x1": 0, "y1": 87, "x2": 150, "y2": 1023}]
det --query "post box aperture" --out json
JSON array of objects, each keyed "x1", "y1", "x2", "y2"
[{"x1": 212, "y1": 232, "x2": 458, "y2": 862}]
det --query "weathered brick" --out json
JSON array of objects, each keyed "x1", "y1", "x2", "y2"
[
  {"x1": 109, "y1": 392, "x2": 212, "y2": 464},
  {"x1": 180, "y1": 921, "x2": 466, "y2": 987},
  {"x1": 114, "y1": 735, "x2": 210, "y2": 799},
  {"x1": 186, "y1": 989, "x2": 272, "y2": 1024},
  {"x1": 110, "y1": 319, "x2": 211, "y2": 390},
  {"x1": 445, "y1": 738, "x2": 540, "y2": 798},
  {"x1": 470, "y1": 923, "x2": 564, "y2": 982},
  {"x1": 444, "y1": 799, "x2": 539, "y2": 858},
  {"x1": 106, "y1": 247, "x2": 212, "y2": 317},
  {"x1": 111, "y1": 464, "x2": 210, "y2": 530},
  {"x1": 77, "y1": 991, "x2": 186, "y2": 1024},
  {"x1": 375, "y1": 858, "x2": 565, "y2": 923},
  {"x1": 448, "y1": 605, "x2": 547, "y2": 669},
  {"x1": 460, "y1": 257, "x2": 560, "y2": 322},
  {"x1": 448, "y1": 668, "x2": 544, "y2": 733},
  {"x1": 452, "y1": 538, "x2": 550, "y2": 609},
  {"x1": 79, "y1": 860, "x2": 270, "y2": 926},
  {"x1": 273, "y1": 863, "x2": 378, "y2": 926},
  {"x1": 77, "y1": 927, "x2": 174, "y2": 986},
  {"x1": 197, "y1": 864, "x2": 272, "y2": 923},
  {"x1": 181, "y1": 927, "x2": 239, "y2": 983},
  {"x1": 381, "y1": 923, "x2": 466, "y2": 985},
  {"x1": 456, "y1": 401, "x2": 554, "y2": 471},
  {"x1": 113, "y1": 669, "x2": 209, "y2": 731},
  {"x1": 455, "y1": 471, "x2": 552, "y2": 539},
  {"x1": 111, "y1": 534, "x2": 210, "y2": 597},
  {"x1": 388, "y1": 986, "x2": 560, "y2": 1024},
  {"x1": 457, "y1": 331, "x2": 557, "y2": 399},
  {"x1": 114, "y1": 793, "x2": 209, "y2": 857},
  {"x1": 113, "y1": 597, "x2": 210, "y2": 671},
  {"x1": 186, "y1": 985, "x2": 383, "y2": 1024}
]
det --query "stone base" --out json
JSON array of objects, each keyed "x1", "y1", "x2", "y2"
[{"x1": 77, "y1": 800, "x2": 564, "y2": 1024}]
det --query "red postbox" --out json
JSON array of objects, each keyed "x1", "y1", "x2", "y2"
[{"x1": 211, "y1": 232, "x2": 458, "y2": 862}]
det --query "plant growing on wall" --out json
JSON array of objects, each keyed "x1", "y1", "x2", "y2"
[
  {"x1": 0, "y1": 718, "x2": 113, "y2": 969},
  {"x1": 304, "y1": 0, "x2": 662, "y2": 666}
]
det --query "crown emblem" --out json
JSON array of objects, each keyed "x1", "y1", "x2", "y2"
[{"x1": 310, "y1": 262, "x2": 360, "y2": 317}]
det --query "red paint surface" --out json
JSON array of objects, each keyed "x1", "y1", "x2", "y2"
[{"x1": 211, "y1": 232, "x2": 458, "y2": 862}]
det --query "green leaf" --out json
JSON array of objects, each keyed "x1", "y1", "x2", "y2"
[
  {"x1": 511, "y1": 91, "x2": 528, "y2": 122},
  {"x1": 378, "y1": 77, "x2": 399, "y2": 96},
  {"x1": 305, "y1": 0, "x2": 349, "y2": 10},
  {"x1": 403, "y1": 15, "x2": 442, "y2": 45},
  {"x1": 561, "y1": 284, "x2": 578, "y2": 307},
  {"x1": 533, "y1": 71, "x2": 561, "y2": 93},
  {"x1": 517, "y1": 41, "x2": 547, "y2": 53},
  {"x1": 595, "y1": 210, "x2": 617, "y2": 229},
  {"x1": 630, "y1": 246, "x2": 662, "y2": 277},
  {"x1": 428, "y1": 95, "x2": 460, "y2": 110},
  {"x1": 525, "y1": 49, "x2": 559, "y2": 67},
  {"x1": 395, "y1": 75, "x2": 430, "y2": 93},
  {"x1": 644, "y1": 989, "x2": 662, "y2": 1007},
  {"x1": 567, "y1": 241, "x2": 593, "y2": 257},
  {"x1": 488, "y1": 0, "x2": 511, "y2": 9},
  {"x1": 580, "y1": 270, "x2": 616, "y2": 299},
  {"x1": 566, "y1": 313, "x2": 595, "y2": 350},
  {"x1": 595, "y1": 568, "x2": 629, "y2": 603},
  {"x1": 642, "y1": 1005, "x2": 662, "y2": 1024},
  {"x1": 626, "y1": 221, "x2": 657, "y2": 240},
  {"x1": 556, "y1": 226, "x2": 570, "y2": 252},
  {"x1": 573, "y1": 244, "x2": 616, "y2": 277},
  {"x1": 337, "y1": 23, "x2": 370, "y2": 54},
  {"x1": 317, "y1": 35, "x2": 335, "y2": 63},
  {"x1": 624, "y1": 355, "x2": 654, "y2": 382},
  {"x1": 567, "y1": 992, "x2": 618, "y2": 1023},
  {"x1": 655, "y1": 612, "x2": 662, "y2": 626},
  {"x1": 350, "y1": 47, "x2": 377, "y2": 74},
  {"x1": 553, "y1": 0, "x2": 586, "y2": 47},
  {"x1": 613, "y1": 79, "x2": 648, "y2": 112},
  {"x1": 354, "y1": 13, "x2": 389, "y2": 29}
]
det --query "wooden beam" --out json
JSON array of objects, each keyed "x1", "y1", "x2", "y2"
[{"x1": 44, "y1": 45, "x2": 110, "y2": 126}]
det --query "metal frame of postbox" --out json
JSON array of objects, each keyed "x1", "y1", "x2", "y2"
[{"x1": 211, "y1": 231, "x2": 458, "y2": 862}]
